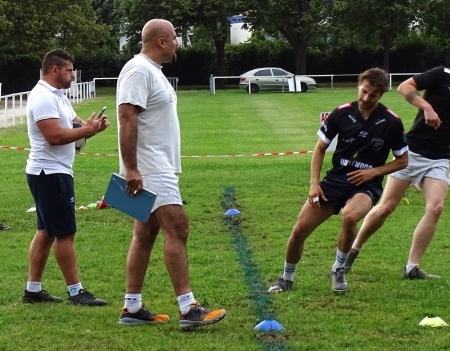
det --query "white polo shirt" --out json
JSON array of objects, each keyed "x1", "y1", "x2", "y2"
[{"x1": 26, "y1": 80, "x2": 77, "y2": 175}]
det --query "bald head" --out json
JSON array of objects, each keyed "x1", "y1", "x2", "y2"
[
  {"x1": 142, "y1": 19, "x2": 173, "y2": 46},
  {"x1": 140, "y1": 19, "x2": 178, "y2": 65}
]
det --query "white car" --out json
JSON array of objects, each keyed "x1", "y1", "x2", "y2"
[{"x1": 239, "y1": 67, "x2": 317, "y2": 93}]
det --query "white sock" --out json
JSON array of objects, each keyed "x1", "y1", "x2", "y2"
[
  {"x1": 405, "y1": 263, "x2": 418, "y2": 274},
  {"x1": 177, "y1": 292, "x2": 195, "y2": 314},
  {"x1": 26, "y1": 281, "x2": 41, "y2": 293},
  {"x1": 351, "y1": 245, "x2": 362, "y2": 252},
  {"x1": 332, "y1": 249, "x2": 350, "y2": 271},
  {"x1": 67, "y1": 282, "x2": 83, "y2": 297},
  {"x1": 124, "y1": 293, "x2": 142, "y2": 313},
  {"x1": 283, "y1": 261, "x2": 297, "y2": 282}
]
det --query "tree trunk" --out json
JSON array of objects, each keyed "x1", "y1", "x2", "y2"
[
  {"x1": 214, "y1": 38, "x2": 226, "y2": 88},
  {"x1": 382, "y1": 32, "x2": 392, "y2": 73},
  {"x1": 284, "y1": 33, "x2": 308, "y2": 75},
  {"x1": 293, "y1": 40, "x2": 307, "y2": 75}
]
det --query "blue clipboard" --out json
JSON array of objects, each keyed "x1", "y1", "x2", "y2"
[{"x1": 103, "y1": 173, "x2": 157, "y2": 223}]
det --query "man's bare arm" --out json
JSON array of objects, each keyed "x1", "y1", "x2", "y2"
[
  {"x1": 398, "y1": 77, "x2": 441, "y2": 129},
  {"x1": 405, "y1": 90, "x2": 420, "y2": 104},
  {"x1": 118, "y1": 103, "x2": 141, "y2": 171},
  {"x1": 118, "y1": 103, "x2": 144, "y2": 194}
]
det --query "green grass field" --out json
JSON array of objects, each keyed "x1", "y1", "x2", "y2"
[{"x1": 1, "y1": 88, "x2": 449, "y2": 350}]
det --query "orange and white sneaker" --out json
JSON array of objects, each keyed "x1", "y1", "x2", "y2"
[
  {"x1": 179, "y1": 301, "x2": 226, "y2": 329},
  {"x1": 119, "y1": 305, "x2": 170, "y2": 326}
]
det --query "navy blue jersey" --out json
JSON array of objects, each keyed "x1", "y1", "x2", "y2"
[
  {"x1": 407, "y1": 66, "x2": 450, "y2": 159},
  {"x1": 318, "y1": 101, "x2": 407, "y2": 186}
]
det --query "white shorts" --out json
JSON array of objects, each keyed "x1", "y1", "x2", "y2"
[
  {"x1": 390, "y1": 151, "x2": 450, "y2": 186},
  {"x1": 142, "y1": 173, "x2": 183, "y2": 212}
]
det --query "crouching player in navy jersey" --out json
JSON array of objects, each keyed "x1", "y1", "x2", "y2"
[{"x1": 268, "y1": 68, "x2": 408, "y2": 293}]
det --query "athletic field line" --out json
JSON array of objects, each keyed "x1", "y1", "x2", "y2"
[{"x1": 222, "y1": 187, "x2": 287, "y2": 351}]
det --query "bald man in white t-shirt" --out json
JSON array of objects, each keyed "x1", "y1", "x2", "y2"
[{"x1": 117, "y1": 19, "x2": 226, "y2": 329}]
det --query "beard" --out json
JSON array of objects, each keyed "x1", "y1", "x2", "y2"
[
  {"x1": 57, "y1": 76, "x2": 72, "y2": 89},
  {"x1": 358, "y1": 100, "x2": 376, "y2": 110}
]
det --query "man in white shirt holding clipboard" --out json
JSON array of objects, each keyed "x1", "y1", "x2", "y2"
[{"x1": 116, "y1": 19, "x2": 226, "y2": 329}]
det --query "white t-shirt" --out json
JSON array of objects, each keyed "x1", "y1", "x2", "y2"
[
  {"x1": 26, "y1": 80, "x2": 77, "y2": 175},
  {"x1": 116, "y1": 54, "x2": 181, "y2": 176}
]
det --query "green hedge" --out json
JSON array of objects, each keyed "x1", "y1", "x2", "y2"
[
  {"x1": 0, "y1": 55, "x2": 41, "y2": 94},
  {"x1": 162, "y1": 47, "x2": 215, "y2": 85},
  {"x1": 2, "y1": 42, "x2": 449, "y2": 93}
]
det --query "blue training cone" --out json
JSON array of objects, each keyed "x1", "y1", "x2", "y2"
[
  {"x1": 254, "y1": 319, "x2": 285, "y2": 331},
  {"x1": 225, "y1": 208, "x2": 241, "y2": 216}
]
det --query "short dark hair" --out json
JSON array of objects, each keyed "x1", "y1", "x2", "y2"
[
  {"x1": 42, "y1": 49, "x2": 74, "y2": 74},
  {"x1": 358, "y1": 68, "x2": 388, "y2": 93}
]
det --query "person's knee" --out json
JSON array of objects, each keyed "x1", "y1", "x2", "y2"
[
  {"x1": 341, "y1": 213, "x2": 359, "y2": 229},
  {"x1": 54, "y1": 233, "x2": 75, "y2": 244},
  {"x1": 291, "y1": 222, "x2": 311, "y2": 242},
  {"x1": 426, "y1": 201, "x2": 445, "y2": 217},
  {"x1": 374, "y1": 202, "x2": 397, "y2": 218},
  {"x1": 164, "y1": 220, "x2": 189, "y2": 242},
  {"x1": 177, "y1": 224, "x2": 189, "y2": 240}
]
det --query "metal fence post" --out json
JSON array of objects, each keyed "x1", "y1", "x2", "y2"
[{"x1": 209, "y1": 74, "x2": 215, "y2": 95}]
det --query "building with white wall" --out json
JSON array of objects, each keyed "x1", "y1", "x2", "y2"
[{"x1": 228, "y1": 15, "x2": 252, "y2": 44}]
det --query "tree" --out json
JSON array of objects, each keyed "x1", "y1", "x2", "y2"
[
  {"x1": 242, "y1": 0, "x2": 328, "y2": 74},
  {"x1": 91, "y1": 0, "x2": 124, "y2": 40},
  {"x1": 0, "y1": 0, "x2": 109, "y2": 57},
  {"x1": 120, "y1": 0, "x2": 196, "y2": 53},
  {"x1": 121, "y1": 0, "x2": 239, "y2": 78},
  {"x1": 328, "y1": 0, "x2": 416, "y2": 72},
  {"x1": 56, "y1": 1, "x2": 110, "y2": 56},
  {"x1": 0, "y1": 1, "x2": 13, "y2": 41},
  {"x1": 415, "y1": 0, "x2": 450, "y2": 61},
  {"x1": 192, "y1": 1, "x2": 240, "y2": 78},
  {"x1": 0, "y1": 0, "x2": 59, "y2": 55}
]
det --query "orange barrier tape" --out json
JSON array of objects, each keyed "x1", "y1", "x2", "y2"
[{"x1": 1, "y1": 145, "x2": 313, "y2": 158}]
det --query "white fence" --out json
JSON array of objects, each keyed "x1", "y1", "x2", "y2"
[
  {"x1": 1, "y1": 77, "x2": 179, "y2": 128},
  {"x1": 0, "y1": 81, "x2": 95, "y2": 128},
  {"x1": 209, "y1": 73, "x2": 420, "y2": 95}
]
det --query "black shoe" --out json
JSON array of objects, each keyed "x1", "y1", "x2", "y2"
[
  {"x1": 67, "y1": 289, "x2": 107, "y2": 306},
  {"x1": 404, "y1": 265, "x2": 441, "y2": 280},
  {"x1": 23, "y1": 289, "x2": 63, "y2": 303},
  {"x1": 119, "y1": 305, "x2": 170, "y2": 326},
  {"x1": 267, "y1": 276, "x2": 294, "y2": 294},
  {"x1": 344, "y1": 249, "x2": 359, "y2": 274}
]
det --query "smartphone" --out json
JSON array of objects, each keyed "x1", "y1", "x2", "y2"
[{"x1": 96, "y1": 106, "x2": 107, "y2": 119}]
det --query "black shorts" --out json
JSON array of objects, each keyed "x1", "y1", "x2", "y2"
[
  {"x1": 319, "y1": 177, "x2": 382, "y2": 215},
  {"x1": 26, "y1": 171, "x2": 76, "y2": 237}
]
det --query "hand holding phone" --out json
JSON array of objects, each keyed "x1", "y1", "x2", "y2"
[{"x1": 96, "y1": 106, "x2": 107, "y2": 119}]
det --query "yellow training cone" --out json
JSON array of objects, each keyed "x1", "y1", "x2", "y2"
[{"x1": 419, "y1": 316, "x2": 448, "y2": 327}]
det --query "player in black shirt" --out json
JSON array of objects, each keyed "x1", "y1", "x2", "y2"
[
  {"x1": 268, "y1": 68, "x2": 408, "y2": 293},
  {"x1": 346, "y1": 66, "x2": 450, "y2": 279}
]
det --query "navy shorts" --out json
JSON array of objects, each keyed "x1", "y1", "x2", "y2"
[
  {"x1": 26, "y1": 171, "x2": 76, "y2": 237},
  {"x1": 319, "y1": 178, "x2": 382, "y2": 215}
]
